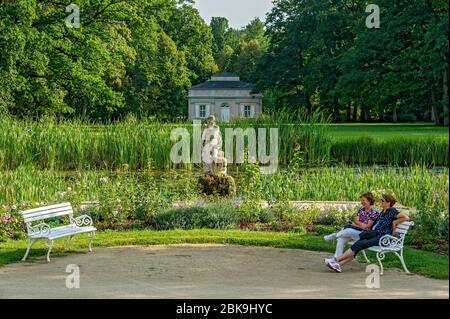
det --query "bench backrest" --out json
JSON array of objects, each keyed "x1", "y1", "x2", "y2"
[
  {"x1": 395, "y1": 221, "x2": 414, "y2": 245},
  {"x1": 19, "y1": 202, "x2": 74, "y2": 228},
  {"x1": 396, "y1": 220, "x2": 414, "y2": 235}
]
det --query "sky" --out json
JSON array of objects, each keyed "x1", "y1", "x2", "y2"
[{"x1": 193, "y1": 0, "x2": 274, "y2": 29}]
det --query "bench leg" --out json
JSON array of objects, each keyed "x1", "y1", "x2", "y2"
[
  {"x1": 88, "y1": 231, "x2": 95, "y2": 252},
  {"x1": 361, "y1": 250, "x2": 370, "y2": 263},
  {"x1": 65, "y1": 235, "x2": 74, "y2": 250},
  {"x1": 395, "y1": 250, "x2": 411, "y2": 274},
  {"x1": 22, "y1": 238, "x2": 36, "y2": 261},
  {"x1": 46, "y1": 240, "x2": 54, "y2": 263},
  {"x1": 376, "y1": 252, "x2": 385, "y2": 275}
]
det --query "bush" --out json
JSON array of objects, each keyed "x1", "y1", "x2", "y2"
[
  {"x1": 0, "y1": 207, "x2": 26, "y2": 240},
  {"x1": 314, "y1": 209, "x2": 354, "y2": 227},
  {"x1": 236, "y1": 200, "x2": 264, "y2": 225},
  {"x1": 291, "y1": 226, "x2": 307, "y2": 235},
  {"x1": 421, "y1": 243, "x2": 437, "y2": 252},
  {"x1": 198, "y1": 174, "x2": 236, "y2": 197},
  {"x1": 314, "y1": 225, "x2": 339, "y2": 235},
  {"x1": 155, "y1": 202, "x2": 239, "y2": 230},
  {"x1": 410, "y1": 200, "x2": 449, "y2": 246},
  {"x1": 132, "y1": 179, "x2": 170, "y2": 225},
  {"x1": 284, "y1": 207, "x2": 320, "y2": 228}
]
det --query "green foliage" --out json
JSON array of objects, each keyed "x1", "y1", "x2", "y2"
[
  {"x1": 210, "y1": 17, "x2": 268, "y2": 81},
  {"x1": 410, "y1": 195, "x2": 449, "y2": 245},
  {"x1": 314, "y1": 209, "x2": 354, "y2": 227},
  {"x1": 155, "y1": 202, "x2": 240, "y2": 230},
  {"x1": 313, "y1": 225, "x2": 339, "y2": 236},
  {"x1": 0, "y1": 207, "x2": 25, "y2": 240},
  {"x1": 197, "y1": 174, "x2": 236, "y2": 197},
  {"x1": 0, "y1": 0, "x2": 217, "y2": 120},
  {"x1": 259, "y1": 0, "x2": 449, "y2": 124}
]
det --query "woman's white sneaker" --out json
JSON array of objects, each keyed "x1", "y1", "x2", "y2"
[
  {"x1": 324, "y1": 233, "x2": 337, "y2": 241},
  {"x1": 325, "y1": 260, "x2": 342, "y2": 273}
]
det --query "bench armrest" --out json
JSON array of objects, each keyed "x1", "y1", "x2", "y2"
[
  {"x1": 379, "y1": 235, "x2": 403, "y2": 248},
  {"x1": 72, "y1": 215, "x2": 93, "y2": 227},
  {"x1": 29, "y1": 223, "x2": 51, "y2": 237}
]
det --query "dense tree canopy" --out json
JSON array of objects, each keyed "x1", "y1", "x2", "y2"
[
  {"x1": 0, "y1": 0, "x2": 216, "y2": 120},
  {"x1": 258, "y1": 0, "x2": 449, "y2": 124},
  {"x1": 0, "y1": 0, "x2": 448, "y2": 123}
]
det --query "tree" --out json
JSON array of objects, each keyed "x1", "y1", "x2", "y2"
[{"x1": 257, "y1": 0, "x2": 449, "y2": 123}]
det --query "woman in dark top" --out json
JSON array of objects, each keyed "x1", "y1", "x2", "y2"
[{"x1": 325, "y1": 194, "x2": 409, "y2": 273}]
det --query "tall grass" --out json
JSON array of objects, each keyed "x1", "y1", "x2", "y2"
[
  {"x1": 0, "y1": 166, "x2": 447, "y2": 210},
  {"x1": 0, "y1": 115, "x2": 448, "y2": 170},
  {"x1": 331, "y1": 136, "x2": 449, "y2": 166},
  {"x1": 260, "y1": 166, "x2": 449, "y2": 209}
]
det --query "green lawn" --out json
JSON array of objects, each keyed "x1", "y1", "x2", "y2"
[
  {"x1": 0, "y1": 229, "x2": 447, "y2": 279},
  {"x1": 328, "y1": 123, "x2": 449, "y2": 139}
]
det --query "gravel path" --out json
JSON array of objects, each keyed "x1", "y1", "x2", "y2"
[{"x1": 0, "y1": 244, "x2": 447, "y2": 299}]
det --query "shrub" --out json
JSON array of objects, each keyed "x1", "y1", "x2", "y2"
[
  {"x1": 314, "y1": 209, "x2": 354, "y2": 227},
  {"x1": 155, "y1": 202, "x2": 239, "y2": 230},
  {"x1": 0, "y1": 207, "x2": 26, "y2": 240},
  {"x1": 236, "y1": 200, "x2": 264, "y2": 225},
  {"x1": 198, "y1": 174, "x2": 236, "y2": 197},
  {"x1": 314, "y1": 225, "x2": 339, "y2": 235},
  {"x1": 421, "y1": 243, "x2": 437, "y2": 252},
  {"x1": 291, "y1": 226, "x2": 307, "y2": 235},
  {"x1": 284, "y1": 207, "x2": 320, "y2": 228},
  {"x1": 410, "y1": 198, "x2": 449, "y2": 245},
  {"x1": 132, "y1": 179, "x2": 170, "y2": 225}
]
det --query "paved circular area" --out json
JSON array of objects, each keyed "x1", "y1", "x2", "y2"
[{"x1": 0, "y1": 244, "x2": 447, "y2": 299}]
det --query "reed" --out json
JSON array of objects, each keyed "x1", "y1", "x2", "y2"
[
  {"x1": 0, "y1": 166, "x2": 447, "y2": 210},
  {"x1": 0, "y1": 115, "x2": 448, "y2": 170}
]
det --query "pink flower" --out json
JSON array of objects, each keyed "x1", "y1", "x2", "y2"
[
  {"x1": 236, "y1": 203, "x2": 241, "y2": 209},
  {"x1": 2, "y1": 213, "x2": 10, "y2": 224},
  {"x1": 433, "y1": 193, "x2": 440, "y2": 200}
]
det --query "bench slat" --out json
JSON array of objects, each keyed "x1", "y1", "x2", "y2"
[
  {"x1": 20, "y1": 202, "x2": 72, "y2": 215},
  {"x1": 22, "y1": 206, "x2": 73, "y2": 219},
  {"x1": 24, "y1": 209, "x2": 74, "y2": 223}
]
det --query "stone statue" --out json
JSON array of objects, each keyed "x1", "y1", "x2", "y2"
[
  {"x1": 198, "y1": 116, "x2": 235, "y2": 196},
  {"x1": 201, "y1": 115, "x2": 227, "y2": 175}
]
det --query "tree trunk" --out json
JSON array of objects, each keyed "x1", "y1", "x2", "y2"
[
  {"x1": 360, "y1": 102, "x2": 365, "y2": 122},
  {"x1": 333, "y1": 96, "x2": 340, "y2": 122},
  {"x1": 346, "y1": 102, "x2": 351, "y2": 122},
  {"x1": 378, "y1": 104, "x2": 384, "y2": 122},
  {"x1": 443, "y1": 70, "x2": 449, "y2": 126},
  {"x1": 365, "y1": 104, "x2": 371, "y2": 122},
  {"x1": 353, "y1": 102, "x2": 358, "y2": 122},
  {"x1": 361, "y1": 98, "x2": 370, "y2": 122},
  {"x1": 431, "y1": 88, "x2": 441, "y2": 125},
  {"x1": 392, "y1": 105, "x2": 398, "y2": 122}
]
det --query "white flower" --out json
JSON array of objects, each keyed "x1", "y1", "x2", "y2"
[
  {"x1": 100, "y1": 177, "x2": 109, "y2": 183},
  {"x1": 11, "y1": 205, "x2": 17, "y2": 210},
  {"x1": 67, "y1": 187, "x2": 72, "y2": 192}
]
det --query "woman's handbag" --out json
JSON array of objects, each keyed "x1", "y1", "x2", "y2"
[{"x1": 359, "y1": 230, "x2": 379, "y2": 240}]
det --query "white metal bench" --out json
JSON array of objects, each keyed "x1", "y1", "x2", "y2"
[
  {"x1": 19, "y1": 202, "x2": 96, "y2": 262},
  {"x1": 349, "y1": 221, "x2": 414, "y2": 275}
]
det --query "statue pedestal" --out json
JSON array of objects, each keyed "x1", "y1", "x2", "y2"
[{"x1": 198, "y1": 174, "x2": 236, "y2": 197}]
